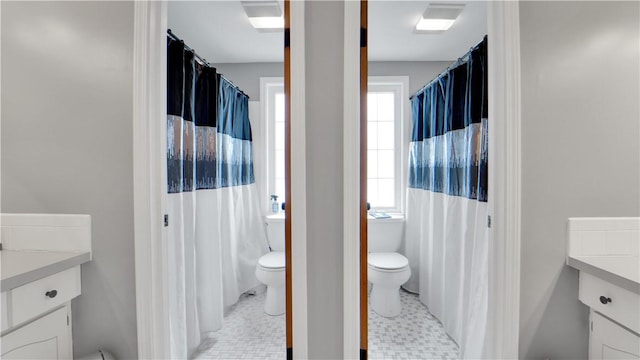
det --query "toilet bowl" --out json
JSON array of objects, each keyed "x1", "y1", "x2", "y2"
[
  {"x1": 367, "y1": 214, "x2": 410, "y2": 318},
  {"x1": 256, "y1": 214, "x2": 286, "y2": 315},
  {"x1": 368, "y1": 252, "x2": 411, "y2": 318},
  {"x1": 255, "y1": 251, "x2": 285, "y2": 315}
]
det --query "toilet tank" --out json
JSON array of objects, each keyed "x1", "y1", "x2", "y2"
[
  {"x1": 368, "y1": 214, "x2": 405, "y2": 253},
  {"x1": 265, "y1": 214, "x2": 285, "y2": 251}
]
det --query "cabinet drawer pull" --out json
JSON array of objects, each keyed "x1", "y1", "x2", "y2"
[
  {"x1": 45, "y1": 290, "x2": 58, "y2": 298},
  {"x1": 599, "y1": 296, "x2": 612, "y2": 304}
]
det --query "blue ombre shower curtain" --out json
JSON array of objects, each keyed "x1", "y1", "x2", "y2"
[
  {"x1": 166, "y1": 37, "x2": 269, "y2": 359},
  {"x1": 404, "y1": 37, "x2": 489, "y2": 358}
]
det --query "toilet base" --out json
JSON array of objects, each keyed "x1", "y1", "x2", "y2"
[
  {"x1": 264, "y1": 285, "x2": 285, "y2": 316},
  {"x1": 370, "y1": 284, "x2": 402, "y2": 318}
]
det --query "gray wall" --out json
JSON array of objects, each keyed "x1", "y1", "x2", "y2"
[
  {"x1": 1, "y1": 2, "x2": 138, "y2": 359},
  {"x1": 369, "y1": 61, "x2": 451, "y2": 95},
  {"x1": 519, "y1": 1, "x2": 640, "y2": 358},
  {"x1": 214, "y1": 62, "x2": 283, "y2": 101},
  {"x1": 213, "y1": 61, "x2": 450, "y2": 102},
  {"x1": 305, "y1": 1, "x2": 344, "y2": 358}
]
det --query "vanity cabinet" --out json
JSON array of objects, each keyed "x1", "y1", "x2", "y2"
[
  {"x1": 590, "y1": 310, "x2": 640, "y2": 360},
  {"x1": 566, "y1": 217, "x2": 640, "y2": 360},
  {"x1": 1, "y1": 214, "x2": 93, "y2": 360},
  {"x1": 581, "y1": 272, "x2": 640, "y2": 360},
  {"x1": 1, "y1": 265, "x2": 81, "y2": 359},
  {"x1": 1, "y1": 305, "x2": 71, "y2": 359}
]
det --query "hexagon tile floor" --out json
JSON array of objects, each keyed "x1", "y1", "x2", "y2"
[
  {"x1": 193, "y1": 289, "x2": 459, "y2": 360},
  {"x1": 368, "y1": 289, "x2": 459, "y2": 360},
  {"x1": 193, "y1": 292, "x2": 286, "y2": 360}
]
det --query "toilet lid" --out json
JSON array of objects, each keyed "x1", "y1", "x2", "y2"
[
  {"x1": 258, "y1": 252, "x2": 285, "y2": 269},
  {"x1": 368, "y1": 252, "x2": 409, "y2": 270}
]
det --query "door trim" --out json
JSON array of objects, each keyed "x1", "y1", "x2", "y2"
[
  {"x1": 284, "y1": 2, "x2": 292, "y2": 356},
  {"x1": 343, "y1": 0, "x2": 363, "y2": 358},
  {"x1": 487, "y1": 2, "x2": 522, "y2": 358},
  {"x1": 132, "y1": 2, "x2": 170, "y2": 359},
  {"x1": 359, "y1": 1, "x2": 369, "y2": 358},
  {"x1": 288, "y1": 1, "x2": 309, "y2": 357}
]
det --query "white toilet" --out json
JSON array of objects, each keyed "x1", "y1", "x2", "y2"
[
  {"x1": 368, "y1": 214, "x2": 411, "y2": 318},
  {"x1": 255, "y1": 214, "x2": 286, "y2": 316}
]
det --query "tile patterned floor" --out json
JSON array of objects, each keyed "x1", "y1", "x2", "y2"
[
  {"x1": 193, "y1": 292, "x2": 286, "y2": 360},
  {"x1": 368, "y1": 289, "x2": 459, "y2": 360},
  {"x1": 193, "y1": 289, "x2": 459, "y2": 360}
]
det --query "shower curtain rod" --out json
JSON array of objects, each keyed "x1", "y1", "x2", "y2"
[
  {"x1": 167, "y1": 29, "x2": 249, "y2": 99},
  {"x1": 410, "y1": 35, "x2": 487, "y2": 100}
]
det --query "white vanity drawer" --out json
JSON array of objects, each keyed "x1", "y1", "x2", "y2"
[
  {"x1": 579, "y1": 271, "x2": 639, "y2": 334},
  {"x1": 10, "y1": 266, "x2": 81, "y2": 326}
]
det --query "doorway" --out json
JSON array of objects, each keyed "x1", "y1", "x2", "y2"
[
  {"x1": 346, "y1": 1, "x2": 523, "y2": 358},
  {"x1": 131, "y1": 0, "x2": 302, "y2": 358}
]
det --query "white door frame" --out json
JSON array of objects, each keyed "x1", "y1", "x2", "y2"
[
  {"x1": 343, "y1": 3, "x2": 361, "y2": 357},
  {"x1": 486, "y1": 2, "x2": 522, "y2": 357},
  {"x1": 288, "y1": 2, "x2": 309, "y2": 356},
  {"x1": 132, "y1": 2, "x2": 308, "y2": 358},
  {"x1": 342, "y1": 1, "x2": 522, "y2": 358},
  {"x1": 132, "y1": 2, "x2": 170, "y2": 359}
]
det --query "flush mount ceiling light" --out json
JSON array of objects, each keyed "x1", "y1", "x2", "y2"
[
  {"x1": 241, "y1": 0, "x2": 284, "y2": 31},
  {"x1": 248, "y1": 16, "x2": 284, "y2": 29},
  {"x1": 416, "y1": 3, "x2": 465, "y2": 33}
]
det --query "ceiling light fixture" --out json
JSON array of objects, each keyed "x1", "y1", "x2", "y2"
[
  {"x1": 416, "y1": 3, "x2": 465, "y2": 33},
  {"x1": 242, "y1": 1, "x2": 284, "y2": 30},
  {"x1": 248, "y1": 16, "x2": 284, "y2": 29}
]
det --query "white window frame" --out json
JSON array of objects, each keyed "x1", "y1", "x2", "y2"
[
  {"x1": 367, "y1": 76, "x2": 410, "y2": 214},
  {"x1": 260, "y1": 77, "x2": 285, "y2": 215}
]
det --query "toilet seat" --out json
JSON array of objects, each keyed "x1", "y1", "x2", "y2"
[
  {"x1": 368, "y1": 252, "x2": 409, "y2": 272},
  {"x1": 258, "y1": 251, "x2": 285, "y2": 271}
]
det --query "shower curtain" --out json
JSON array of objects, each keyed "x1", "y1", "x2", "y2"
[
  {"x1": 404, "y1": 37, "x2": 488, "y2": 358},
  {"x1": 166, "y1": 37, "x2": 269, "y2": 359}
]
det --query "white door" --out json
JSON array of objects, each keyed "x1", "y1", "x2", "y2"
[
  {"x1": 1, "y1": 306, "x2": 71, "y2": 359},
  {"x1": 590, "y1": 310, "x2": 640, "y2": 360}
]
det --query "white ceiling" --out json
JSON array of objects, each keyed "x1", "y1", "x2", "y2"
[
  {"x1": 369, "y1": 1, "x2": 487, "y2": 61},
  {"x1": 168, "y1": 1, "x2": 487, "y2": 64},
  {"x1": 168, "y1": 1, "x2": 285, "y2": 63}
]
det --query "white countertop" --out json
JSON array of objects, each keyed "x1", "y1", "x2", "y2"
[
  {"x1": 1, "y1": 250, "x2": 91, "y2": 292},
  {"x1": 567, "y1": 255, "x2": 640, "y2": 294}
]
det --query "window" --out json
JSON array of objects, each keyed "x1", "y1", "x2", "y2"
[
  {"x1": 262, "y1": 76, "x2": 408, "y2": 214},
  {"x1": 273, "y1": 92, "x2": 286, "y2": 204},
  {"x1": 367, "y1": 77, "x2": 408, "y2": 213},
  {"x1": 261, "y1": 78, "x2": 285, "y2": 212}
]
